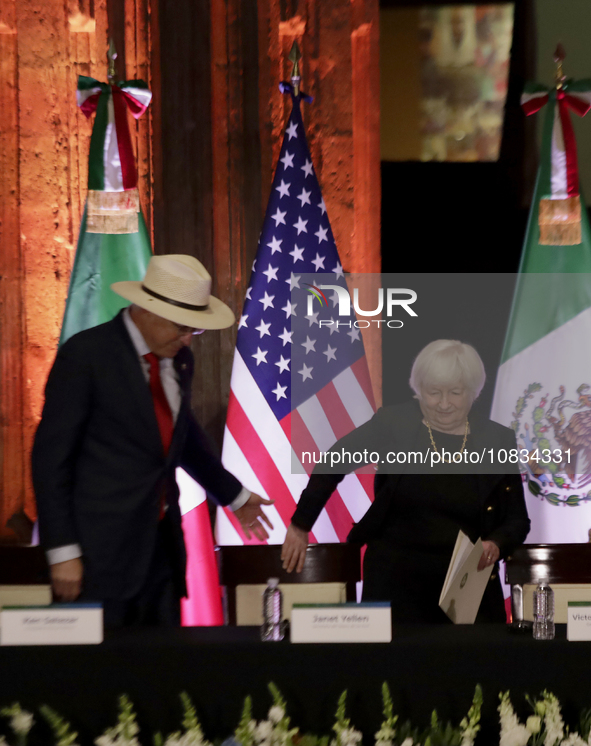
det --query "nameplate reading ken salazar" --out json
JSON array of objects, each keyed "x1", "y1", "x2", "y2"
[
  {"x1": 0, "y1": 604, "x2": 103, "y2": 646},
  {"x1": 290, "y1": 603, "x2": 392, "y2": 643}
]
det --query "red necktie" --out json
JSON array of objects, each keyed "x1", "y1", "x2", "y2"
[
  {"x1": 144, "y1": 353, "x2": 174, "y2": 520},
  {"x1": 144, "y1": 352, "x2": 174, "y2": 454}
]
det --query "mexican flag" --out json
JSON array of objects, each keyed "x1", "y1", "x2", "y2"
[
  {"x1": 59, "y1": 207, "x2": 153, "y2": 344},
  {"x1": 59, "y1": 76, "x2": 153, "y2": 345},
  {"x1": 491, "y1": 80, "x2": 591, "y2": 543}
]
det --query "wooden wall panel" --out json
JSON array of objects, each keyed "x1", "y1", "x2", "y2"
[
  {"x1": 0, "y1": 0, "x2": 24, "y2": 539},
  {"x1": 256, "y1": 0, "x2": 382, "y2": 404},
  {"x1": 125, "y1": 0, "x2": 154, "y2": 239},
  {"x1": 0, "y1": 0, "x2": 153, "y2": 541},
  {"x1": 209, "y1": 0, "x2": 262, "y2": 441},
  {"x1": 17, "y1": 0, "x2": 75, "y2": 539},
  {"x1": 257, "y1": 0, "x2": 380, "y2": 274}
]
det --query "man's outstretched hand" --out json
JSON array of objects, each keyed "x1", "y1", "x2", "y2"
[
  {"x1": 234, "y1": 493, "x2": 274, "y2": 540},
  {"x1": 50, "y1": 557, "x2": 83, "y2": 602}
]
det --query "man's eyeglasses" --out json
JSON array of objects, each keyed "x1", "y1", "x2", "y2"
[{"x1": 171, "y1": 321, "x2": 205, "y2": 336}]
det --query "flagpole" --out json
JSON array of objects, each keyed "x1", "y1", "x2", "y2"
[
  {"x1": 289, "y1": 41, "x2": 302, "y2": 97},
  {"x1": 554, "y1": 43, "x2": 565, "y2": 91},
  {"x1": 107, "y1": 38, "x2": 117, "y2": 84}
]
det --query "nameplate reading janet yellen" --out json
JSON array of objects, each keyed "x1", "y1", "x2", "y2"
[{"x1": 290, "y1": 603, "x2": 391, "y2": 643}]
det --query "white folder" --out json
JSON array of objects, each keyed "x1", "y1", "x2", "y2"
[{"x1": 439, "y1": 530, "x2": 493, "y2": 624}]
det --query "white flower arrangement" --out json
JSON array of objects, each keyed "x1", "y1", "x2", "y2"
[
  {"x1": 0, "y1": 704, "x2": 35, "y2": 746},
  {"x1": 331, "y1": 691, "x2": 362, "y2": 746},
  {"x1": 499, "y1": 691, "x2": 591, "y2": 746},
  {"x1": 94, "y1": 695, "x2": 140, "y2": 746},
  {"x1": 235, "y1": 684, "x2": 298, "y2": 746},
  {"x1": 155, "y1": 692, "x2": 213, "y2": 746},
  {"x1": 375, "y1": 683, "x2": 399, "y2": 746},
  {"x1": 459, "y1": 685, "x2": 483, "y2": 746},
  {"x1": 3, "y1": 682, "x2": 591, "y2": 746},
  {"x1": 374, "y1": 683, "x2": 482, "y2": 746}
]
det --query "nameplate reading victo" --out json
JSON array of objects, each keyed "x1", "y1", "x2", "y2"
[{"x1": 567, "y1": 601, "x2": 591, "y2": 641}]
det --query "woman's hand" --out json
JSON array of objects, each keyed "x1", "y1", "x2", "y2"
[
  {"x1": 478, "y1": 540, "x2": 500, "y2": 571},
  {"x1": 281, "y1": 524, "x2": 309, "y2": 573}
]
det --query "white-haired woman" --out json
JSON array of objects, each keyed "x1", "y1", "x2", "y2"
[{"x1": 281, "y1": 340, "x2": 530, "y2": 623}]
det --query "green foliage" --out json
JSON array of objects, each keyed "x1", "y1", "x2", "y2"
[
  {"x1": 297, "y1": 735, "x2": 330, "y2": 746},
  {"x1": 96, "y1": 694, "x2": 139, "y2": 745},
  {"x1": 235, "y1": 696, "x2": 254, "y2": 746},
  {"x1": 180, "y1": 692, "x2": 200, "y2": 734},
  {"x1": 117, "y1": 695, "x2": 138, "y2": 741},
  {"x1": 333, "y1": 692, "x2": 350, "y2": 736},
  {"x1": 528, "y1": 479, "x2": 542, "y2": 496},
  {"x1": 39, "y1": 705, "x2": 78, "y2": 746},
  {"x1": 267, "y1": 682, "x2": 298, "y2": 745},
  {"x1": 0, "y1": 703, "x2": 34, "y2": 746},
  {"x1": 268, "y1": 684, "x2": 286, "y2": 712},
  {"x1": 579, "y1": 708, "x2": 591, "y2": 740},
  {"x1": 382, "y1": 683, "x2": 398, "y2": 731},
  {"x1": 375, "y1": 683, "x2": 398, "y2": 744},
  {"x1": 419, "y1": 685, "x2": 482, "y2": 746}
]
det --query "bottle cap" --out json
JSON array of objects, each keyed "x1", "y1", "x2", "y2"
[{"x1": 267, "y1": 578, "x2": 279, "y2": 588}]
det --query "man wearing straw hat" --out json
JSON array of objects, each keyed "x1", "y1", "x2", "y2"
[{"x1": 32, "y1": 254, "x2": 273, "y2": 626}]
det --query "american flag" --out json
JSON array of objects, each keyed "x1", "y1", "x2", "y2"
[{"x1": 217, "y1": 87, "x2": 375, "y2": 545}]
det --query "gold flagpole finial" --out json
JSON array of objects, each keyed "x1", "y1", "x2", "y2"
[
  {"x1": 554, "y1": 43, "x2": 566, "y2": 89},
  {"x1": 107, "y1": 38, "x2": 117, "y2": 83},
  {"x1": 288, "y1": 41, "x2": 302, "y2": 96}
]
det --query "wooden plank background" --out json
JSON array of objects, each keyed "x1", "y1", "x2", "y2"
[{"x1": 0, "y1": 0, "x2": 381, "y2": 542}]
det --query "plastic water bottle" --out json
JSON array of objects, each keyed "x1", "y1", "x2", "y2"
[
  {"x1": 533, "y1": 583, "x2": 555, "y2": 640},
  {"x1": 261, "y1": 577, "x2": 284, "y2": 641}
]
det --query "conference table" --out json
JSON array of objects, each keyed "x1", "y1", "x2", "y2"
[{"x1": 0, "y1": 624, "x2": 587, "y2": 745}]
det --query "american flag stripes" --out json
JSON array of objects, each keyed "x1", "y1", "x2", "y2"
[{"x1": 217, "y1": 87, "x2": 375, "y2": 545}]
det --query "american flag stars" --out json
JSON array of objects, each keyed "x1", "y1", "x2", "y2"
[
  {"x1": 276, "y1": 180, "x2": 290, "y2": 198},
  {"x1": 235, "y1": 97, "x2": 363, "y2": 420},
  {"x1": 280, "y1": 151, "x2": 294, "y2": 169},
  {"x1": 293, "y1": 216, "x2": 308, "y2": 235}
]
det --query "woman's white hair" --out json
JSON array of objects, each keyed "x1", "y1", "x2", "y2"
[{"x1": 409, "y1": 339, "x2": 486, "y2": 402}]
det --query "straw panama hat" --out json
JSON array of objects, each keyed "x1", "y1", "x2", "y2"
[{"x1": 112, "y1": 254, "x2": 236, "y2": 330}]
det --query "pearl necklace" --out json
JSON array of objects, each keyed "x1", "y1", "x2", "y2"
[{"x1": 425, "y1": 419, "x2": 469, "y2": 457}]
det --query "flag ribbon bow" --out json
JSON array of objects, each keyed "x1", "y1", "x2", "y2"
[
  {"x1": 521, "y1": 79, "x2": 591, "y2": 245},
  {"x1": 279, "y1": 81, "x2": 313, "y2": 102},
  {"x1": 77, "y1": 75, "x2": 152, "y2": 192},
  {"x1": 521, "y1": 80, "x2": 591, "y2": 199}
]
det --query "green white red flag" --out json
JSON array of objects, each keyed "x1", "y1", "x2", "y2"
[
  {"x1": 491, "y1": 76, "x2": 591, "y2": 542},
  {"x1": 60, "y1": 75, "x2": 153, "y2": 345}
]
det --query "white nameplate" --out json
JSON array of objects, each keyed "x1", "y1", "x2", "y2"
[
  {"x1": 291, "y1": 603, "x2": 391, "y2": 643},
  {"x1": 0, "y1": 604, "x2": 103, "y2": 646},
  {"x1": 567, "y1": 602, "x2": 591, "y2": 641}
]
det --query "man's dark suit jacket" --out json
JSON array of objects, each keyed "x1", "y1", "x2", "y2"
[
  {"x1": 292, "y1": 401, "x2": 531, "y2": 557},
  {"x1": 32, "y1": 311, "x2": 242, "y2": 601}
]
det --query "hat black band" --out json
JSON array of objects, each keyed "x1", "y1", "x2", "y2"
[{"x1": 141, "y1": 285, "x2": 209, "y2": 312}]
